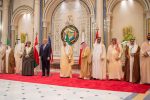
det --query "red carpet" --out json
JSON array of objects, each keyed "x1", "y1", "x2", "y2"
[{"x1": 0, "y1": 73, "x2": 149, "y2": 93}]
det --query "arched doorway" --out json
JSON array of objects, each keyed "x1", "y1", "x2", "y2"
[
  {"x1": 43, "y1": 0, "x2": 94, "y2": 59},
  {"x1": 11, "y1": 6, "x2": 33, "y2": 46},
  {"x1": 112, "y1": 0, "x2": 144, "y2": 45},
  {"x1": 107, "y1": 0, "x2": 150, "y2": 45}
]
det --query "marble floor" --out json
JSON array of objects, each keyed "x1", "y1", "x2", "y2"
[{"x1": 0, "y1": 79, "x2": 143, "y2": 100}]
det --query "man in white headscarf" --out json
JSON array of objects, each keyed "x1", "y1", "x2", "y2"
[
  {"x1": 14, "y1": 40, "x2": 25, "y2": 74},
  {"x1": 5, "y1": 45, "x2": 15, "y2": 74},
  {"x1": 79, "y1": 42, "x2": 92, "y2": 80},
  {"x1": 107, "y1": 38, "x2": 123, "y2": 80},
  {"x1": 140, "y1": 33, "x2": 150, "y2": 84},
  {"x1": 60, "y1": 42, "x2": 74, "y2": 78},
  {"x1": 0, "y1": 42, "x2": 6, "y2": 73},
  {"x1": 124, "y1": 38, "x2": 140, "y2": 83},
  {"x1": 92, "y1": 37, "x2": 106, "y2": 80}
]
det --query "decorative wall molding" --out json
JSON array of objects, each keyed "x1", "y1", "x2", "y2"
[
  {"x1": 38, "y1": 0, "x2": 95, "y2": 58},
  {"x1": 106, "y1": 0, "x2": 150, "y2": 45},
  {"x1": 11, "y1": 5, "x2": 33, "y2": 26},
  {"x1": 107, "y1": 0, "x2": 150, "y2": 14},
  {"x1": 43, "y1": 0, "x2": 94, "y2": 21}
]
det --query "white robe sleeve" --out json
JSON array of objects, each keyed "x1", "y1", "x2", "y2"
[
  {"x1": 118, "y1": 45, "x2": 123, "y2": 59},
  {"x1": 101, "y1": 44, "x2": 106, "y2": 59},
  {"x1": 140, "y1": 44, "x2": 145, "y2": 56},
  {"x1": 147, "y1": 51, "x2": 150, "y2": 56},
  {"x1": 107, "y1": 46, "x2": 111, "y2": 61}
]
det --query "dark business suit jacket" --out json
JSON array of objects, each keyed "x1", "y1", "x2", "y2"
[{"x1": 39, "y1": 44, "x2": 50, "y2": 60}]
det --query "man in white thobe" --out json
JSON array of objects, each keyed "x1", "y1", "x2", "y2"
[
  {"x1": 5, "y1": 46, "x2": 11, "y2": 73},
  {"x1": 14, "y1": 41, "x2": 25, "y2": 74},
  {"x1": 140, "y1": 33, "x2": 150, "y2": 84},
  {"x1": 92, "y1": 37, "x2": 106, "y2": 80},
  {"x1": 60, "y1": 42, "x2": 74, "y2": 78},
  {"x1": 0, "y1": 42, "x2": 6, "y2": 73},
  {"x1": 107, "y1": 38, "x2": 123, "y2": 80},
  {"x1": 124, "y1": 38, "x2": 140, "y2": 83},
  {"x1": 5, "y1": 46, "x2": 15, "y2": 74}
]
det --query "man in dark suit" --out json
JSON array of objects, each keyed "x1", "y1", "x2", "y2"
[{"x1": 39, "y1": 39, "x2": 51, "y2": 76}]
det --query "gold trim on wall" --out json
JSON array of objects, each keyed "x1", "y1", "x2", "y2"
[{"x1": 148, "y1": 18, "x2": 150, "y2": 33}]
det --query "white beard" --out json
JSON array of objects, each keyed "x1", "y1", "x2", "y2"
[{"x1": 129, "y1": 44, "x2": 137, "y2": 53}]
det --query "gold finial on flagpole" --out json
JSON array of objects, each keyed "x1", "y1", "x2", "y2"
[{"x1": 96, "y1": 24, "x2": 99, "y2": 31}]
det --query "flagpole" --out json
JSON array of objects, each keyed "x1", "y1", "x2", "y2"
[{"x1": 96, "y1": 25, "x2": 99, "y2": 34}]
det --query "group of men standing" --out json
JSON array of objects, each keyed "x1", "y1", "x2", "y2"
[
  {"x1": 0, "y1": 41, "x2": 35, "y2": 76},
  {"x1": 0, "y1": 39, "x2": 52, "y2": 77},
  {"x1": 16, "y1": 38, "x2": 51, "y2": 77},
  {"x1": 14, "y1": 41, "x2": 35, "y2": 76},
  {"x1": 0, "y1": 33, "x2": 150, "y2": 84},
  {"x1": 0, "y1": 42, "x2": 16, "y2": 74},
  {"x1": 60, "y1": 33, "x2": 150, "y2": 84},
  {"x1": 124, "y1": 33, "x2": 150, "y2": 84},
  {"x1": 78, "y1": 37, "x2": 124, "y2": 81}
]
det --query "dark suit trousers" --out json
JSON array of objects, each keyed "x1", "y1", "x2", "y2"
[{"x1": 41, "y1": 58, "x2": 50, "y2": 76}]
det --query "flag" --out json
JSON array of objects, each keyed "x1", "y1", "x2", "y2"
[
  {"x1": 95, "y1": 30, "x2": 99, "y2": 41},
  {"x1": 74, "y1": 31, "x2": 77, "y2": 37},
  {"x1": 65, "y1": 34, "x2": 71, "y2": 45},
  {"x1": 81, "y1": 32, "x2": 85, "y2": 43},
  {"x1": 34, "y1": 35, "x2": 39, "y2": 67},
  {"x1": 48, "y1": 36, "x2": 53, "y2": 62},
  {"x1": 6, "y1": 38, "x2": 11, "y2": 46}
]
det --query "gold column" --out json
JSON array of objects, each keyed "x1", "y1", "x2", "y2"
[
  {"x1": 11, "y1": 30, "x2": 15, "y2": 48},
  {"x1": 107, "y1": 13, "x2": 112, "y2": 45},
  {"x1": 43, "y1": 20, "x2": 47, "y2": 39},
  {"x1": 2, "y1": 0, "x2": 10, "y2": 43},
  {"x1": 96, "y1": 0, "x2": 103, "y2": 38},
  {"x1": 11, "y1": 25, "x2": 16, "y2": 48},
  {"x1": 34, "y1": 0, "x2": 40, "y2": 40}
]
